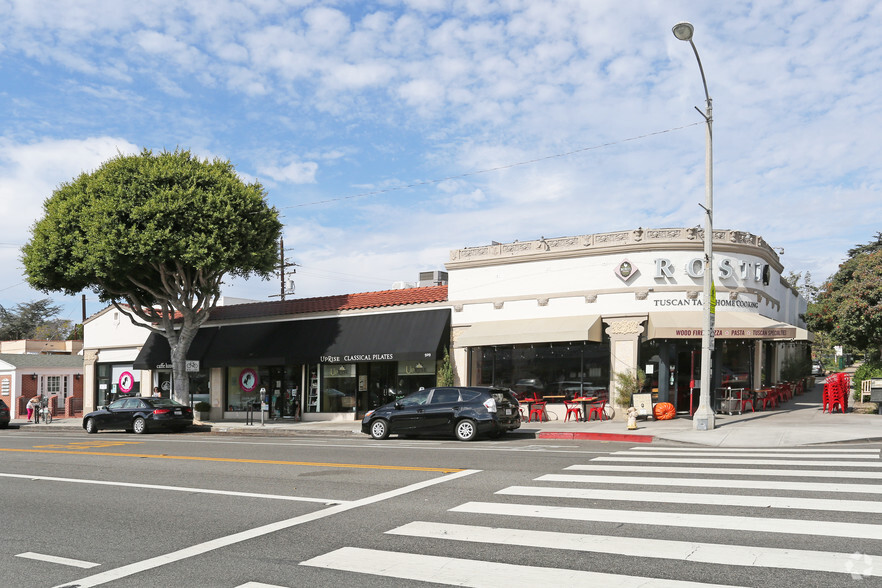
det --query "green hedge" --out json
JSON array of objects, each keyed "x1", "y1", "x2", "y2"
[{"x1": 852, "y1": 360, "x2": 882, "y2": 401}]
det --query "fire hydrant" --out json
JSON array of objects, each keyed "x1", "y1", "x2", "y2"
[{"x1": 626, "y1": 406, "x2": 639, "y2": 430}]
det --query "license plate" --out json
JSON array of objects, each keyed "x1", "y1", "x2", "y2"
[
  {"x1": 504, "y1": 408, "x2": 512, "y2": 415},
  {"x1": 174, "y1": 409, "x2": 182, "y2": 415}
]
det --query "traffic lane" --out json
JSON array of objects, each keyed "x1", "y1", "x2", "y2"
[
  {"x1": 1, "y1": 471, "x2": 331, "y2": 588},
  {"x1": 46, "y1": 468, "x2": 478, "y2": 588},
  {"x1": 0, "y1": 434, "x2": 471, "y2": 504}
]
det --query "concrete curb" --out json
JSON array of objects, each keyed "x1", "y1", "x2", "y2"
[{"x1": 538, "y1": 431, "x2": 655, "y2": 443}]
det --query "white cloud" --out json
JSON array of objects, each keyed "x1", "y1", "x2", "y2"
[{"x1": 258, "y1": 159, "x2": 319, "y2": 184}]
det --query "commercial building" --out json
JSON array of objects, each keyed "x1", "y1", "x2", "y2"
[{"x1": 82, "y1": 227, "x2": 810, "y2": 420}]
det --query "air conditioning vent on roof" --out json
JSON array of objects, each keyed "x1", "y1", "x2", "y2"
[{"x1": 418, "y1": 271, "x2": 448, "y2": 287}]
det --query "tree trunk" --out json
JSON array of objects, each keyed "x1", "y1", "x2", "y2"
[{"x1": 168, "y1": 320, "x2": 199, "y2": 405}]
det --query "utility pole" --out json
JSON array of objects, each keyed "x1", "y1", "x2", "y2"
[{"x1": 269, "y1": 238, "x2": 297, "y2": 301}]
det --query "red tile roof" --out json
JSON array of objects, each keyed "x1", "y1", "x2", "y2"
[{"x1": 208, "y1": 285, "x2": 448, "y2": 321}]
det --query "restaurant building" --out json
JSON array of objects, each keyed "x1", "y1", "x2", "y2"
[{"x1": 82, "y1": 227, "x2": 810, "y2": 420}]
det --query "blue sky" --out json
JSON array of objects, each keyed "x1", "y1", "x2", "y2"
[{"x1": 1, "y1": 0, "x2": 880, "y2": 325}]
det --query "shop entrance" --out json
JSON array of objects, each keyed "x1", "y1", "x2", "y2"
[{"x1": 358, "y1": 362, "x2": 398, "y2": 418}]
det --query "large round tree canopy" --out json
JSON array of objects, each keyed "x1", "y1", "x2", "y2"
[{"x1": 22, "y1": 148, "x2": 282, "y2": 307}]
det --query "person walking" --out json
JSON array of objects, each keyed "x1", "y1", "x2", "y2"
[{"x1": 26, "y1": 395, "x2": 40, "y2": 422}]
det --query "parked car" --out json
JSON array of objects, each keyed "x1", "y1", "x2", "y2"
[
  {"x1": 0, "y1": 399, "x2": 9, "y2": 428},
  {"x1": 361, "y1": 386, "x2": 521, "y2": 441},
  {"x1": 812, "y1": 361, "x2": 825, "y2": 377},
  {"x1": 83, "y1": 396, "x2": 193, "y2": 434}
]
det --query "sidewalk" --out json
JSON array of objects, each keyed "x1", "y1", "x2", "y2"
[{"x1": 9, "y1": 376, "x2": 882, "y2": 447}]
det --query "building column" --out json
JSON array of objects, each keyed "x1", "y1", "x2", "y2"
[
  {"x1": 605, "y1": 316, "x2": 647, "y2": 418},
  {"x1": 83, "y1": 349, "x2": 98, "y2": 413},
  {"x1": 753, "y1": 341, "x2": 763, "y2": 389}
]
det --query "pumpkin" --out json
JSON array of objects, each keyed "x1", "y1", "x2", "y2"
[{"x1": 653, "y1": 402, "x2": 676, "y2": 420}]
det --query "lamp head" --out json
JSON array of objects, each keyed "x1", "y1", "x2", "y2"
[{"x1": 672, "y1": 21, "x2": 695, "y2": 41}]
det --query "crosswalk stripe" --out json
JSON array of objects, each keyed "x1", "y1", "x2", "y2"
[
  {"x1": 451, "y1": 501, "x2": 882, "y2": 540},
  {"x1": 566, "y1": 464, "x2": 882, "y2": 479},
  {"x1": 628, "y1": 447, "x2": 880, "y2": 454},
  {"x1": 300, "y1": 546, "x2": 741, "y2": 587},
  {"x1": 592, "y1": 456, "x2": 882, "y2": 467},
  {"x1": 613, "y1": 451, "x2": 880, "y2": 459},
  {"x1": 498, "y1": 485, "x2": 882, "y2": 513},
  {"x1": 388, "y1": 521, "x2": 882, "y2": 577},
  {"x1": 538, "y1": 473, "x2": 882, "y2": 494},
  {"x1": 16, "y1": 552, "x2": 99, "y2": 569}
]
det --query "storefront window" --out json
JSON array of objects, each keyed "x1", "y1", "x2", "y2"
[
  {"x1": 225, "y1": 366, "x2": 261, "y2": 411},
  {"x1": 96, "y1": 363, "x2": 140, "y2": 405},
  {"x1": 396, "y1": 360, "x2": 436, "y2": 398},
  {"x1": 322, "y1": 364, "x2": 356, "y2": 412},
  {"x1": 718, "y1": 340, "x2": 753, "y2": 389},
  {"x1": 470, "y1": 342, "x2": 609, "y2": 400}
]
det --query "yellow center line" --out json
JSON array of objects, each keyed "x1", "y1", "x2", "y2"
[{"x1": 0, "y1": 448, "x2": 464, "y2": 473}]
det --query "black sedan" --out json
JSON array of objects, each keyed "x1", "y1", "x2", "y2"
[
  {"x1": 361, "y1": 386, "x2": 521, "y2": 441},
  {"x1": 83, "y1": 396, "x2": 193, "y2": 434},
  {"x1": 0, "y1": 398, "x2": 9, "y2": 428}
]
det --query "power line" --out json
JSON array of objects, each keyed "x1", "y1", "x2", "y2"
[{"x1": 281, "y1": 122, "x2": 703, "y2": 210}]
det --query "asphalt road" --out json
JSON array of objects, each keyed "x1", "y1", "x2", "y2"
[{"x1": 1, "y1": 430, "x2": 880, "y2": 587}]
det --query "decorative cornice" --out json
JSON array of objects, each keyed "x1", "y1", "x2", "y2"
[{"x1": 446, "y1": 228, "x2": 782, "y2": 272}]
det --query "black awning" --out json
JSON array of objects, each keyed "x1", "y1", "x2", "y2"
[
  {"x1": 136, "y1": 309, "x2": 450, "y2": 368},
  {"x1": 306, "y1": 308, "x2": 450, "y2": 363},
  {"x1": 132, "y1": 327, "x2": 219, "y2": 370}
]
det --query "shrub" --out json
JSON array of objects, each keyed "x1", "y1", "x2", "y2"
[
  {"x1": 194, "y1": 401, "x2": 211, "y2": 412},
  {"x1": 853, "y1": 360, "x2": 882, "y2": 401},
  {"x1": 615, "y1": 369, "x2": 645, "y2": 407}
]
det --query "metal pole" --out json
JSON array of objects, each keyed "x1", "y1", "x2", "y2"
[
  {"x1": 673, "y1": 23, "x2": 715, "y2": 430},
  {"x1": 693, "y1": 90, "x2": 716, "y2": 430}
]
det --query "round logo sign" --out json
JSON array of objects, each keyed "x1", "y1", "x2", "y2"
[
  {"x1": 239, "y1": 368, "x2": 258, "y2": 393},
  {"x1": 118, "y1": 371, "x2": 135, "y2": 393}
]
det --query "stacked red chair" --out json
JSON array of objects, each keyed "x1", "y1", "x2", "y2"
[{"x1": 823, "y1": 373, "x2": 850, "y2": 413}]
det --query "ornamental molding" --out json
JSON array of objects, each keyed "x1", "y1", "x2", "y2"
[
  {"x1": 446, "y1": 228, "x2": 782, "y2": 272},
  {"x1": 604, "y1": 318, "x2": 646, "y2": 336}
]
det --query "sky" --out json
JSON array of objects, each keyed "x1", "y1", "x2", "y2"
[{"x1": 1, "y1": 0, "x2": 880, "y2": 326}]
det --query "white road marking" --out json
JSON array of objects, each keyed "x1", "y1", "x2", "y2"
[
  {"x1": 613, "y1": 451, "x2": 880, "y2": 459},
  {"x1": 498, "y1": 485, "x2": 882, "y2": 513},
  {"x1": 52, "y1": 469, "x2": 479, "y2": 588},
  {"x1": 591, "y1": 456, "x2": 882, "y2": 467},
  {"x1": 0, "y1": 472, "x2": 345, "y2": 504},
  {"x1": 567, "y1": 464, "x2": 882, "y2": 479},
  {"x1": 451, "y1": 501, "x2": 882, "y2": 540},
  {"x1": 388, "y1": 521, "x2": 882, "y2": 577},
  {"x1": 628, "y1": 447, "x2": 880, "y2": 454},
  {"x1": 300, "y1": 546, "x2": 739, "y2": 588},
  {"x1": 235, "y1": 583, "x2": 286, "y2": 588},
  {"x1": 16, "y1": 552, "x2": 99, "y2": 569},
  {"x1": 538, "y1": 473, "x2": 882, "y2": 494}
]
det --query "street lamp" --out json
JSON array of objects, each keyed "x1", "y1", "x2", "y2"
[{"x1": 672, "y1": 21, "x2": 715, "y2": 431}]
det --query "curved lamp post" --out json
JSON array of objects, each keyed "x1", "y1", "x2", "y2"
[{"x1": 673, "y1": 21, "x2": 715, "y2": 430}]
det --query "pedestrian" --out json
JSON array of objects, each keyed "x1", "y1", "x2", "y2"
[
  {"x1": 26, "y1": 395, "x2": 40, "y2": 422},
  {"x1": 152, "y1": 386, "x2": 161, "y2": 397}
]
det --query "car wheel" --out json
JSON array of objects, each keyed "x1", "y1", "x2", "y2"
[
  {"x1": 132, "y1": 417, "x2": 148, "y2": 434},
  {"x1": 84, "y1": 418, "x2": 98, "y2": 434},
  {"x1": 455, "y1": 418, "x2": 478, "y2": 441},
  {"x1": 369, "y1": 419, "x2": 390, "y2": 440}
]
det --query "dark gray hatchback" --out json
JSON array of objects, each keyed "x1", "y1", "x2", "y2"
[{"x1": 361, "y1": 386, "x2": 521, "y2": 441}]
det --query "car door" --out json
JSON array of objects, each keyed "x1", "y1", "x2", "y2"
[
  {"x1": 102, "y1": 398, "x2": 130, "y2": 429},
  {"x1": 388, "y1": 389, "x2": 430, "y2": 434},
  {"x1": 420, "y1": 388, "x2": 461, "y2": 434}
]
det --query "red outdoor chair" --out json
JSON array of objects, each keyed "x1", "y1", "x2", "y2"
[
  {"x1": 587, "y1": 399, "x2": 607, "y2": 421},
  {"x1": 528, "y1": 401, "x2": 547, "y2": 422},
  {"x1": 563, "y1": 400, "x2": 582, "y2": 422}
]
